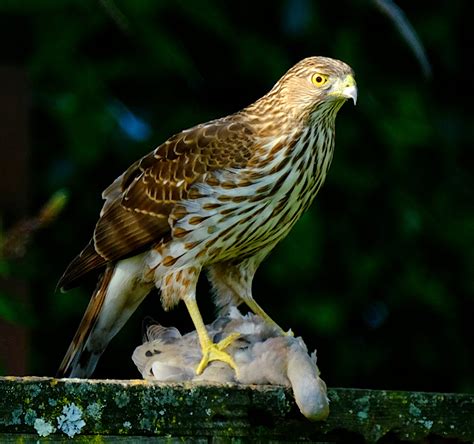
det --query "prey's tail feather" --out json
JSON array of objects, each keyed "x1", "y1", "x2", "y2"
[{"x1": 57, "y1": 254, "x2": 153, "y2": 378}]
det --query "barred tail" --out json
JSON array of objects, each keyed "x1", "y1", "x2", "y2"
[{"x1": 57, "y1": 254, "x2": 152, "y2": 378}]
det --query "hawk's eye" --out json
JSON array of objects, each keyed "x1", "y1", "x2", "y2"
[{"x1": 311, "y1": 73, "x2": 328, "y2": 87}]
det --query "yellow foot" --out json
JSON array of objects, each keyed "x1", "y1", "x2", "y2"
[{"x1": 196, "y1": 332, "x2": 240, "y2": 375}]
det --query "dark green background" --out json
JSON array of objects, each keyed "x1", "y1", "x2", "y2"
[{"x1": 0, "y1": 1, "x2": 472, "y2": 392}]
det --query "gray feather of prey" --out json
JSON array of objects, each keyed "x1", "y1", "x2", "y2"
[{"x1": 132, "y1": 308, "x2": 329, "y2": 421}]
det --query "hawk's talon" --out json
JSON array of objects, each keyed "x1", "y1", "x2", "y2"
[{"x1": 196, "y1": 332, "x2": 240, "y2": 375}]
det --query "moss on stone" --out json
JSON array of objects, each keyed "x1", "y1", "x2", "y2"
[{"x1": 0, "y1": 377, "x2": 473, "y2": 442}]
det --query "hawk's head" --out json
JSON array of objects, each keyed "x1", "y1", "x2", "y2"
[{"x1": 271, "y1": 56, "x2": 357, "y2": 119}]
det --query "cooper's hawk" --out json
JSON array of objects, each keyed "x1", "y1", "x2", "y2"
[{"x1": 57, "y1": 56, "x2": 357, "y2": 378}]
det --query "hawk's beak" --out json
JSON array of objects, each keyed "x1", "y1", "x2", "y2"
[{"x1": 329, "y1": 74, "x2": 358, "y2": 105}]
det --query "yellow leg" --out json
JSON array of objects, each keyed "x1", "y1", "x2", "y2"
[
  {"x1": 184, "y1": 296, "x2": 240, "y2": 375},
  {"x1": 243, "y1": 297, "x2": 293, "y2": 337}
]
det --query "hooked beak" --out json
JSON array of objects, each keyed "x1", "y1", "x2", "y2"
[{"x1": 329, "y1": 74, "x2": 358, "y2": 105}]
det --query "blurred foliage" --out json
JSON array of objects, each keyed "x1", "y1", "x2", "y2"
[
  {"x1": 0, "y1": 0, "x2": 472, "y2": 392},
  {"x1": 1, "y1": 190, "x2": 68, "y2": 329}
]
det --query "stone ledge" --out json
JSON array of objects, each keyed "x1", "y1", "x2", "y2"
[{"x1": 0, "y1": 377, "x2": 473, "y2": 443}]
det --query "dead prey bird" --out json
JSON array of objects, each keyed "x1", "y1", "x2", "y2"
[{"x1": 133, "y1": 308, "x2": 329, "y2": 421}]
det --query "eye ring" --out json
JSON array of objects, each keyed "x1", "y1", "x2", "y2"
[{"x1": 311, "y1": 73, "x2": 328, "y2": 87}]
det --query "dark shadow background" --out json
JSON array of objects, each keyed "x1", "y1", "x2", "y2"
[{"x1": 0, "y1": 1, "x2": 472, "y2": 392}]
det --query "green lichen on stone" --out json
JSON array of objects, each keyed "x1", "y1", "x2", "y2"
[
  {"x1": 420, "y1": 419, "x2": 434, "y2": 430},
  {"x1": 56, "y1": 402, "x2": 86, "y2": 438},
  {"x1": 114, "y1": 391, "x2": 130, "y2": 408},
  {"x1": 86, "y1": 402, "x2": 104, "y2": 421},
  {"x1": 10, "y1": 407, "x2": 22, "y2": 425},
  {"x1": 408, "y1": 402, "x2": 422, "y2": 417},
  {"x1": 23, "y1": 408, "x2": 37, "y2": 426},
  {"x1": 26, "y1": 383, "x2": 41, "y2": 399},
  {"x1": 0, "y1": 377, "x2": 473, "y2": 443},
  {"x1": 354, "y1": 394, "x2": 370, "y2": 420},
  {"x1": 33, "y1": 417, "x2": 56, "y2": 437}
]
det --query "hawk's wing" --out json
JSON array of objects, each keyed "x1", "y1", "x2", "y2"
[{"x1": 58, "y1": 117, "x2": 254, "y2": 290}]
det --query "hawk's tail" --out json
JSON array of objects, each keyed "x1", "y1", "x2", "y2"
[{"x1": 57, "y1": 255, "x2": 152, "y2": 378}]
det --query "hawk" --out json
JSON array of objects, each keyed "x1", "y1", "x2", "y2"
[{"x1": 57, "y1": 56, "x2": 357, "y2": 378}]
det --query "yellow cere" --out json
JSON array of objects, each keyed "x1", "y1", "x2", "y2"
[{"x1": 311, "y1": 73, "x2": 328, "y2": 87}]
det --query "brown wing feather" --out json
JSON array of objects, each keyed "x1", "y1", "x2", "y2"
[
  {"x1": 59, "y1": 116, "x2": 255, "y2": 289},
  {"x1": 57, "y1": 241, "x2": 106, "y2": 291}
]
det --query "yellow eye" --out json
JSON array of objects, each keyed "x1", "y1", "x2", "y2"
[{"x1": 311, "y1": 73, "x2": 328, "y2": 87}]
